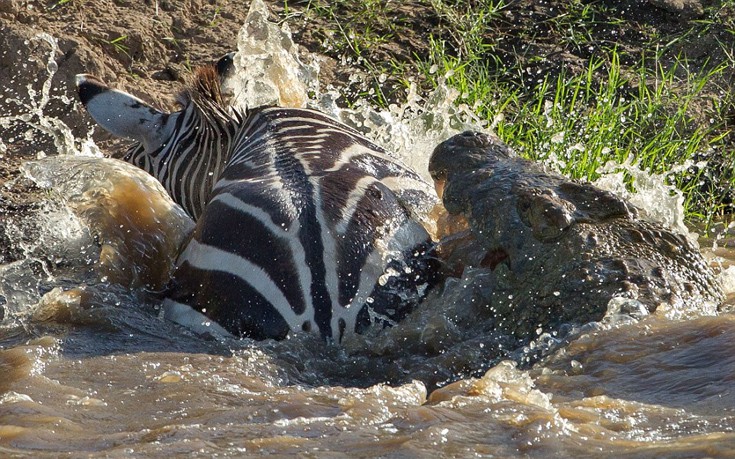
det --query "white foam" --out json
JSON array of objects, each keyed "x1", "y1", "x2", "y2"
[
  {"x1": 594, "y1": 156, "x2": 698, "y2": 238},
  {"x1": 228, "y1": 1, "x2": 486, "y2": 184}
]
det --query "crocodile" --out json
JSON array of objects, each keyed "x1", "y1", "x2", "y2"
[{"x1": 429, "y1": 130, "x2": 724, "y2": 337}]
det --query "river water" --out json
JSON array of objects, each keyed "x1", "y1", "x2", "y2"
[{"x1": 2, "y1": 3, "x2": 735, "y2": 457}]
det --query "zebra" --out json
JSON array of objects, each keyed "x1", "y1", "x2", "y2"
[{"x1": 75, "y1": 54, "x2": 440, "y2": 343}]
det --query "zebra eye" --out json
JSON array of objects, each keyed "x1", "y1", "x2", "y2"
[{"x1": 174, "y1": 93, "x2": 191, "y2": 109}]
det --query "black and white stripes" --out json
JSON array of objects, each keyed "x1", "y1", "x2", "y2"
[
  {"x1": 123, "y1": 75, "x2": 238, "y2": 220},
  {"x1": 76, "y1": 56, "x2": 439, "y2": 342}
]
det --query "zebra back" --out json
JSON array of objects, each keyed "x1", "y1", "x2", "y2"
[{"x1": 169, "y1": 103, "x2": 439, "y2": 342}]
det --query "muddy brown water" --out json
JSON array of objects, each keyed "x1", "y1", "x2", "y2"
[{"x1": 0, "y1": 156, "x2": 733, "y2": 458}]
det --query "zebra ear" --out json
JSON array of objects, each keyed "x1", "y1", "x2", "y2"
[
  {"x1": 75, "y1": 74, "x2": 171, "y2": 151},
  {"x1": 214, "y1": 52, "x2": 237, "y2": 99},
  {"x1": 215, "y1": 52, "x2": 236, "y2": 79}
]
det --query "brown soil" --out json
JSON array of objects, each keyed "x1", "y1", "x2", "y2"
[{"x1": 1, "y1": 0, "x2": 732, "y2": 265}]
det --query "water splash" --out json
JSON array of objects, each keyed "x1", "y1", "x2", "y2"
[
  {"x1": 593, "y1": 156, "x2": 695, "y2": 238},
  {"x1": 22, "y1": 156, "x2": 195, "y2": 291},
  {"x1": 0, "y1": 0, "x2": 726, "y2": 375},
  {"x1": 229, "y1": 0, "x2": 485, "y2": 183},
  {"x1": 2, "y1": 10, "x2": 735, "y2": 456},
  {"x1": 229, "y1": 2, "x2": 703, "y2": 237},
  {"x1": 0, "y1": 33, "x2": 101, "y2": 158},
  {"x1": 0, "y1": 201, "x2": 93, "y2": 323},
  {"x1": 313, "y1": 82, "x2": 486, "y2": 182},
  {"x1": 227, "y1": 0, "x2": 319, "y2": 110}
]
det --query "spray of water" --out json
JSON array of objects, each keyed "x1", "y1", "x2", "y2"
[
  {"x1": 0, "y1": 33, "x2": 101, "y2": 158},
  {"x1": 228, "y1": 0, "x2": 486, "y2": 183},
  {"x1": 593, "y1": 156, "x2": 696, "y2": 239}
]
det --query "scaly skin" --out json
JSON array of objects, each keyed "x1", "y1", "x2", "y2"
[{"x1": 430, "y1": 131, "x2": 724, "y2": 337}]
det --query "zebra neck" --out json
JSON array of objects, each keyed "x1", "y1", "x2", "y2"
[{"x1": 132, "y1": 106, "x2": 239, "y2": 220}]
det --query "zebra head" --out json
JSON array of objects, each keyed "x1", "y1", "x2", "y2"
[{"x1": 76, "y1": 54, "x2": 238, "y2": 219}]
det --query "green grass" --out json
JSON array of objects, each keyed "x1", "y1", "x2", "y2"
[
  {"x1": 416, "y1": 0, "x2": 735, "y2": 225},
  {"x1": 48, "y1": 0, "x2": 74, "y2": 10},
  {"x1": 496, "y1": 54, "x2": 729, "y2": 221},
  {"x1": 108, "y1": 35, "x2": 129, "y2": 56},
  {"x1": 300, "y1": 0, "x2": 422, "y2": 107},
  {"x1": 291, "y1": 0, "x2": 735, "y2": 225},
  {"x1": 90, "y1": 35, "x2": 130, "y2": 58}
]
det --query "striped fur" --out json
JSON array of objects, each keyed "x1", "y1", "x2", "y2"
[
  {"x1": 77, "y1": 57, "x2": 439, "y2": 342},
  {"x1": 123, "y1": 65, "x2": 237, "y2": 220}
]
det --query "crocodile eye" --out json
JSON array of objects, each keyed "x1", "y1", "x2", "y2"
[{"x1": 454, "y1": 130, "x2": 490, "y2": 148}]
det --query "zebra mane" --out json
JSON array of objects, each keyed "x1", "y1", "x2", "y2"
[
  {"x1": 191, "y1": 65, "x2": 226, "y2": 107},
  {"x1": 122, "y1": 62, "x2": 239, "y2": 168},
  {"x1": 175, "y1": 64, "x2": 238, "y2": 122}
]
